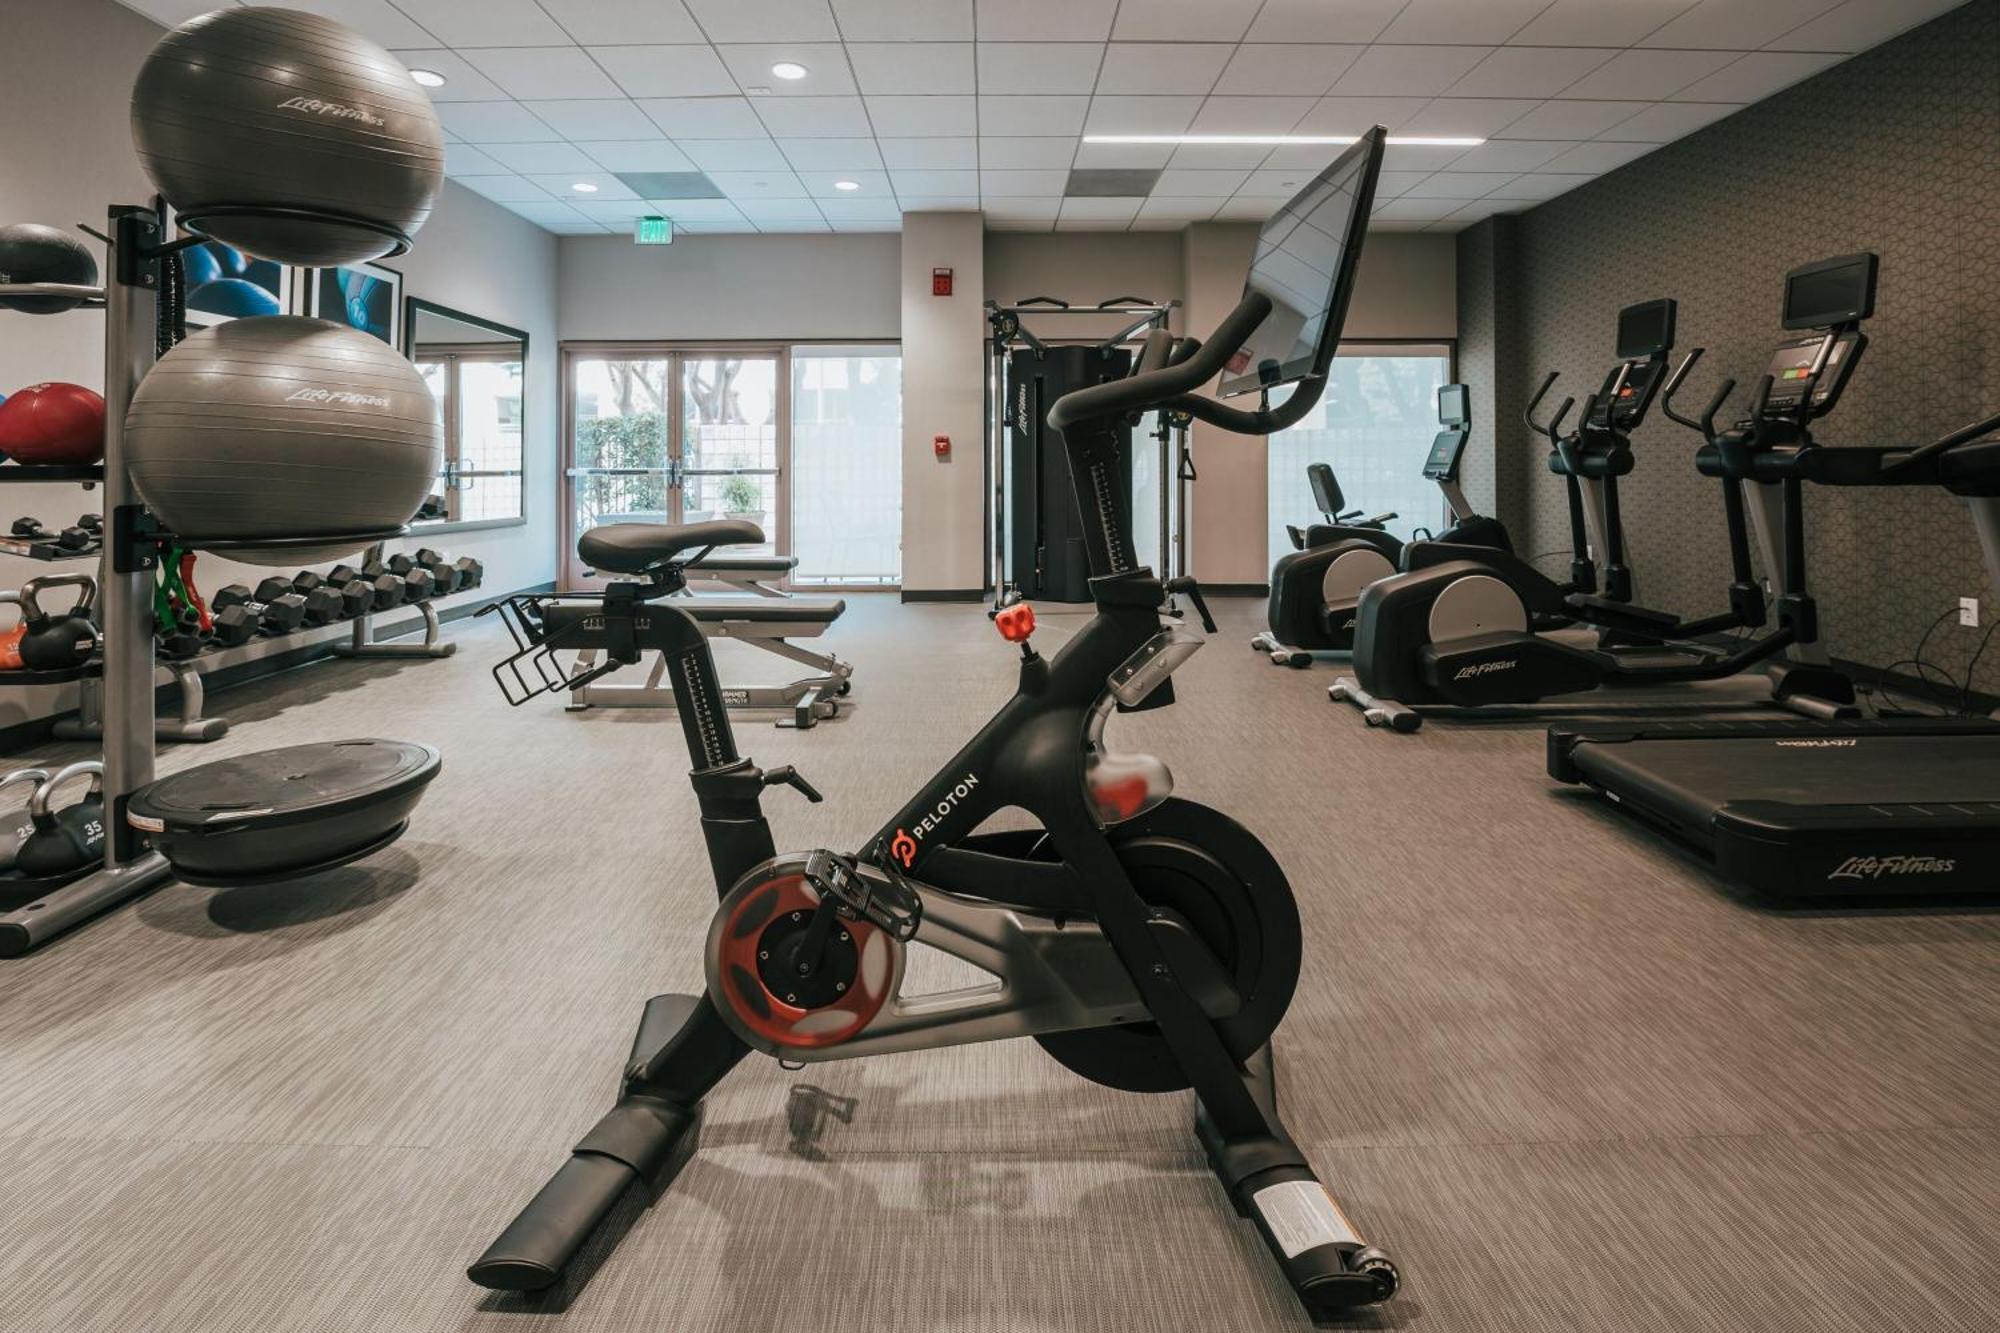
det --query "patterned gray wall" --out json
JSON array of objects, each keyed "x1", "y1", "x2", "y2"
[{"x1": 1460, "y1": 0, "x2": 2000, "y2": 693}]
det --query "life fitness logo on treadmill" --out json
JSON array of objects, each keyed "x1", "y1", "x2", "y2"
[
  {"x1": 278, "y1": 96, "x2": 385, "y2": 127},
  {"x1": 1828, "y1": 855, "x2": 1956, "y2": 881},
  {"x1": 1454, "y1": 659, "x2": 1517, "y2": 680},
  {"x1": 890, "y1": 772, "x2": 980, "y2": 867}
]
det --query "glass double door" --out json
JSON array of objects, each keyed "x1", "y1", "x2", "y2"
[{"x1": 564, "y1": 349, "x2": 783, "y2": 587}]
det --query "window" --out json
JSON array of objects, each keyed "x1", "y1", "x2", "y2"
[
  {"x1": 791, "y1": 346, "x2": 902, "y2": 586},
  {"x1": 1266, "y1": 343, "x2": 1452, "y2": 567}
]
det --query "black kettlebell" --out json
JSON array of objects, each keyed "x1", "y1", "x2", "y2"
[
  {"x1": 17, "y1": 572, "x2": 97, "y2": 671},
  {"x1": 0, "y1": 767, "x2": 50, "y2": 874},
  {"x1": 15, "y1": 760, "x2": 105, "y2": 880}
]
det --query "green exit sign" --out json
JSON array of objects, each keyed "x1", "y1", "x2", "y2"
[{"x1": 634, "y1": 215, "x2": 674, "y2": 245}]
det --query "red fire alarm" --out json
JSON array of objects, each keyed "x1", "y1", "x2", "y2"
[
  {"x1": 932, "y1": 267, "x2": 953, "y2": 296},
  {"x1": 933, "y1": 434, "x2": 951, "y2": 459}
]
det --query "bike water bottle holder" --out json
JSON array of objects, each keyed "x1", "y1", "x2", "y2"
[{"x1": 479, "y1": 580, "x2": 672, "y2": 707}]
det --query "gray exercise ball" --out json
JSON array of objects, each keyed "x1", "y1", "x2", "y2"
[
  {"x1": 125, "y1": 316, "x2": 442, "y2": 565},
  {"x1": 0, "y1": 224, "x2": 100, "y2": 313},
  {"x1": 131, "y1": 7, "x2": 445, "y2": 267}
]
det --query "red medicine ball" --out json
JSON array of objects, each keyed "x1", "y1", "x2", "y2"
[{"x1": 0, "y1": 383, "x2": 106, "y2": 464}]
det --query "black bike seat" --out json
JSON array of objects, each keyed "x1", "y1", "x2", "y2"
[{"x1": 578, "y1": 520, "x2": 765, "y2": 574}]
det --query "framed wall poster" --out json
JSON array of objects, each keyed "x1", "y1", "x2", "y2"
[
  {"x1": 180, "y1": 237, "x2": 296, "y2": 326},
  {"x1": 307, "y1": 259, "x2": 402, "y2": 345}
]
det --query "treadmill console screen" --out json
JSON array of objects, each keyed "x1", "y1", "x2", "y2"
[
  {"x1": 1761, "y1": 330, "x2": 1865, "y2": 416},
  {"x1": 1615, "y1": 299, "x2": 1675, "y2": 360},
  {"x1": 1782, "y1": 252, "x2": 1877, "y2": 330}
]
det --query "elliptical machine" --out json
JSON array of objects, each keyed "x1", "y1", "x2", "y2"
[
  {"x1": 467, "y1": 131, "x2": 1402, "y2": 1319},
  {"x1": 1255, "y1": 383, "x2": 1506, "y2": 664},
  {"x1": 1283, "y1": 461, "x2": 1400, "y2": 555}
]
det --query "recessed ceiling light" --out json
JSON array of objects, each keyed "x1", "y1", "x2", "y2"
[
  {"x1": 409, "y1": 68, "x2": 446, "y2": 88},
  {"x1": 771, "y1": 61, "x2": 809, "y2": 80},
  {"x1": 571, "y1": 182, "x2": 599, "y2": 193},
  {"x1": 834, "y1": 179, "x2": 861, "y2": 191},
  {"x1": 1083, "y1": 134, "x2": 1485, "y2": 147}
]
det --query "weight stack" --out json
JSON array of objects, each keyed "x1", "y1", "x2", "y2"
[{"x1": 1006, "y1": 343, "x2": 1134, "y2": 603}]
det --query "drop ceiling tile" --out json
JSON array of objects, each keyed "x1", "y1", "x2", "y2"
[
  {"x1": 846, "y1": 43, "x2": 977, "y2": 95},
  {"x1": 1211, "y1": 45, "x2": 1365, "y2": 97},
  {"x1": 677, "y1": 139, "x2": 794, "y2": 171},
  {"x1": 1166, "y1": 142, "x2": 1276, "y2": 167},
  {"x1": 391, "y1": 0, "x2": 565, "y2": 45},
  {"x1": 737, "y1": 199, "x2": 830, "y2": 220},
  {"x1": 531, "y1": 172, "x2": 641, "y2": 202},
  {"x1": 537, "y1": 0, "x2": 703, "y2": 43},
  {"x1": 568, "y1": 198, "x2": 656, "y2": 222},
  {"x1": 980, "y1": 197, "x2": 1063, "y2": 219},
  {"x1": 521, "y1": 100, "x2": 662, "y2": 140},
  {"x1": 799, "y1": 171, "x2": 895, "y2": 196},
  {"x1": 827, "y1": 219, "x2": 903, "y2": 231},
  {"x1": 1292, "y1": 96, "x2": 1433, "y2": 136},
  {"x1": 833, "y1": 0, "x2": 975, "y2": 40},
  {"x1": 1539, "y1": 140, "x2": 1659, "y2": 173},
  {"x1": 464, "y1": 48, "x2": 623, "y2": 99},
  {"x1": 890, "y1": 169, "x2": 982, "y2": 194},
  {"x1": 1367, "y1": 170, "x2": 1438, "y2": 196},
  {"x1": 752, "y1": 217, "x2": 832, "y2": 231},
  {"x1": 986, "y1": 217, "x2": 1058, "y2": 231},
  {"x1": 1443, "y1": 139, "x2": 1574, "y2": 171},
  {"x1": 816, "y1": 196, "x2": 904, "y2": 219},
  {"x1": 591, "y1": 46, "x2": 739, "y2": 98},
  {"x1": 1212, "y1": 197, "x2": 1280, "y2": 219},
  {"x1": 1246, "y1": 0, "x2": 1405, "y2": 42},
  {"x1": 1239, "y1": 167, "x2": 1345, "y2": 195},
  {"x1": 977, "y1": 43, "x2": 1106, "y2": 95},
  {"x1": 1380, "y1": 0, "x2": 1560, "y2": 44},
  {"x1": 714, "y1": 44, "x2": 855, "y2": 95},
  {"x1": 1137, "y1": 196, "x2": 1222, "y2": 219},
  {"x1": 1439, "y1": 197, "x2": 1527, "y2": 224},
  {"x1": 454, "y1": 175, "x2": 551, "y2": 203},
  {"x1": 683, "y1": 0, "x2": 839, "y2": 42},
  {"x1": 1151, "y1": 169, "x2": 1250, "y2": 196},
  {"x1": 1560, "y1": 48, "x2": 1740, "y2": 99},
  {"x1": 880, "y1": 137, "x2": 982, "y2": 168},
  {"x1": 899, "y1": 197, "x2": 983, "y2": 211},
  {"x1": 387, "y1": 50, "x2": 507, "y2": 102},
  {"x1": 1072, "y1": 141, "x2": 1175, "y2": 168},
  {"x1": 579, "y1": 140, "x2": 698, "y2": 172},
  {"x1": 1399, "y1": 98, "x2": 1540, "y2": 136},
  {"x1": 1770, "y1": 0, "x2": 1964, "y2": 51},
  {"x1": 642, "y1": 199, "x2": 748, "y2": 222},
  {"x1": 1448, "y1": 46, "x2": 1618, "y2": 98},
  {"x1": 981, "y1": 169, "x2": 1072, "y2": 194},
  {"x1": 1492, "y1": 171, "x2": 1596, "y2": 200},
  {"x1": 443, "y1": 143, "x2": 508, "y2": 174},
  {"x1": 505, "y1": 201, "x2": 605, "y2": 231},
  {"x1": 753, "y1": 97, "x2": 875, "y2": 137},
  {"x1": 976, "y1": 137, "x2": 1078, "y2": 168},
  {"x1": 1672, "y1": 50, "x2": 1845, "y2": 101},
  {"x1": 1402, "y1": 170, "x2": 1519, "y2": 198},
  {"x1": 1187, "y1": 97, "x2": 1316, "y2": 135},
  {"x1": 978, "y1": 96, "x2": 1092, "y2": 136},
  {"x1": 1641, "y1": 0, "x2": 1845, "y2": 49},
  {"x1": 668, "y1": 220, "x2": 758, "y2": 233},
  {"x1": 435, "y1": 101, "x2": 560, "y2": 143},
  {"x1": 1094, "y1": 44, "x2": 1234, "y2": 96},
  {"x1": 1382, "y1": 143, "x2": 1478, "y2": 171},
  {"x1": 1081, "y1": 96, "x2": 1205, "y2": 137},
  {"x1": 974, "y1": 0, "x2": 1117, "y2": 40},
  {"x1": 1508, "y1": 0, "x2": 1701, "y2": 46},
  {"x1": 1370, "y1": 199, "x2": 1464, "y2": 223},
  {"x1": 865, "y1": 96, "x2": 980, "y2": 136},
  {"x1": 1111, "y1": 0, "x2": 1263, "y2": 41},
  {"x1": 1130, "y1": 217, "x2": 1197, "y2": 230},
  {"x1": 1595, "y1": 100, "x2": 1739, "y2": 141},
  {"x1": 776, "y1": 137, "x2": 886, "y2": 169},
  {"x1": 280, "y1": 1, "x2": 439, "y2": 48},
  {"x1": 483, "y1": 141, "x2": 603, "y2": 173},
  {"x1": 1331, "y1": 46, "x2": 1495, "y2": 97},
  {"x1": 636, "y1": 97, "x2": 768, "y2": 138},
  {"x1": 1496, "y1": 99, "x2": 1651, "y2": 139},
  {"x1": 1058, "y1": 196, "x2": 1143, "y2": 220},
  {"x1": 706, "y1": 171, "x2": 811, "y2": 199}
]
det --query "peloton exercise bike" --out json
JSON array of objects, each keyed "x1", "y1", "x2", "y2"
[
  {"x1": 467, "y1": 130, "x2": 1401, "y2": 1318},
  {"x1": 1256, "y1": 382, "x2": 1512, "y2": 664}
]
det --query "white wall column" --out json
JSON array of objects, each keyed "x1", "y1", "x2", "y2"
[{"x1": 899, "y1": 212, "x2": 987, "y2": 595}]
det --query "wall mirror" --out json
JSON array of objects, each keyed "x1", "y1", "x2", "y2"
[{"x1": 404, "y1": 298, "x2": 528, "y2": 532}]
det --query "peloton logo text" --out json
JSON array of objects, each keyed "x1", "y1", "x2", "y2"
[
  {"x1": 285, "y1": 386, "x2": 391, "y2": 409},
  {"x1": 890, "y1": 772, "x2": 981, "y2": 866},
  {"x1": 1827, "y1": 855, "x2": 1957, "y2": 881},
  {"x1": 278, "y1": 96, "x2": 385, "y2": 126},
  {"x1": 1453, "y1": 659, "x2": 1517, "y2": 680}
]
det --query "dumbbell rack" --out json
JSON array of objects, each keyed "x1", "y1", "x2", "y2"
[
  {"x1": 332, "y1": 542, "x2": 455, "y2": 660},
  {"x1": 0, "y1": 203, "x2": 177, "y2": 954}
]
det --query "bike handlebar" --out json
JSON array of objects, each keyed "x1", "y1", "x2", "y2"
[{"x1": 1046, "y1": 291, "x2": 1280, "y2": 433}]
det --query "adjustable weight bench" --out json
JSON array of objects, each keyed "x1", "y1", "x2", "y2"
[{"x1": 683, "y1": 553, "x2": 796, "y2": 598}]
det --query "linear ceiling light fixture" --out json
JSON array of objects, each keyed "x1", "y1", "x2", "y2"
[{"x1": 1084, "y1": 134, "x2": 1485, "y2": 147}]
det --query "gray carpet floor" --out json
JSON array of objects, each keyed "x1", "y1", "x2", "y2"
[{"x1": 0, "y1": 593, "x2": 1994, "y2": 1333}]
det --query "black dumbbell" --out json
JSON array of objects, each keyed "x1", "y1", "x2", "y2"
[
  {"x1": 77, "y1": 513, "x2": 101, "y2": 536},
  {"x1": 324, "y1": 564, "x2": 395, "y2": 614},
  {"x1": 400, "y1": 567, "x2": 435, "y2": 602},
  {"x1": 412, "y1": 548, "x2": 468, "y2": 594},
  {"x1": 392, "y1": 550, "x2": 459, "y2": 595},
  {"x1": 293, "y1": 569, "x2": 326, "y2": 595},
  {"x1": 453, "y1": 556, "x2": 484, "y2": 589},
  {"x1": 335, "y1": 582, "x2": 372, "y2": 618},
  {"x1": 301, "y1": 586, "x2": 347, "y2": 626},
  {"x1": 211, "y1": 581, "x2": 308, "y2": 645}
]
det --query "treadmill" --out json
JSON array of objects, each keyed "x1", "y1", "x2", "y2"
[{"x1": 1549, "y1": 252, "x2": 2000, "y2": 899}]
